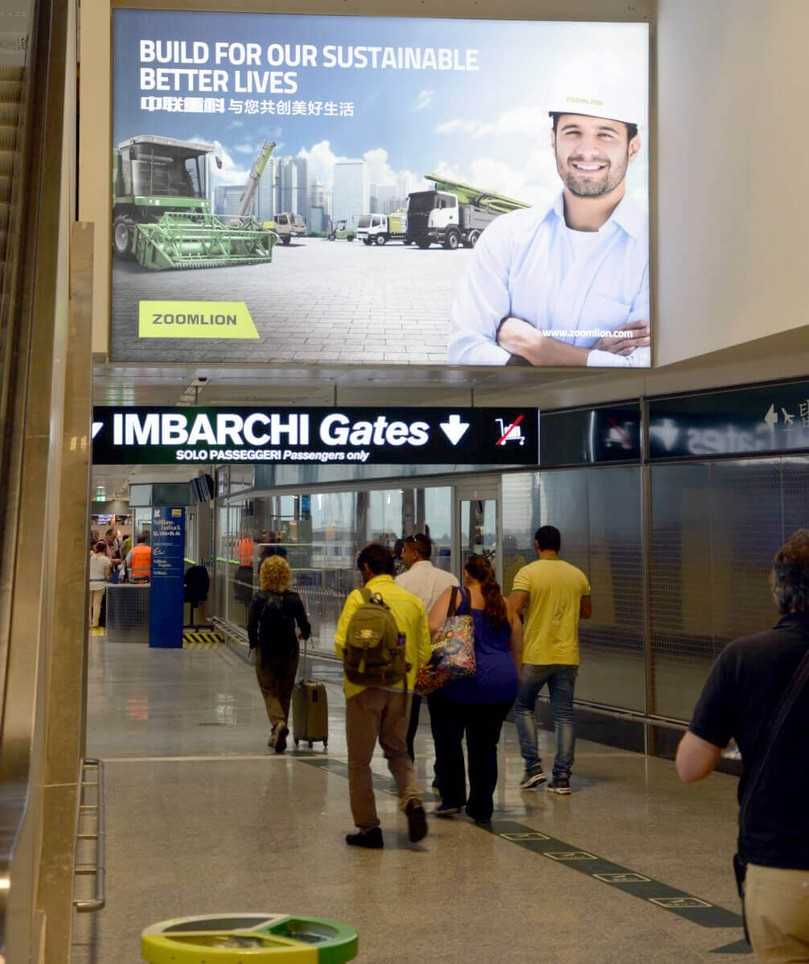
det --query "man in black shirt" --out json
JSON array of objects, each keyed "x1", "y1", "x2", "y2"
[{"x1": 676, "y1": 529, "x2": 809, "y2": 962}]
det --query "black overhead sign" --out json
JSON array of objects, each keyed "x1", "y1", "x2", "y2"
[
  {"x1": 649, "y1": 381, "x2": 809, "y2": 460},
  {"x1": 540, "y1": 404, "x2": 641, "y2": 467},
  {"x1": 92, "y1": 407, "x2": 539, "y2": 466}
]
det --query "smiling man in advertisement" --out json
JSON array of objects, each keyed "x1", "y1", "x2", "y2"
[
  {"x1": 110, "y1": 13, "x2": 649, "y2": 369},
  {"x1": 447, "y1": 86, "x2": 650, "y2": 367}
]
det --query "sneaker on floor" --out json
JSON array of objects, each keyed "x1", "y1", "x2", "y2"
[
  {"x1": 274, "y1": 725, "x2": 289, "y2": 754},
  {"x1": 546, "y1": 777, "x2": 571, "y2": 795},
  {"x1": 519, "y1": 768, "x2": 547, "y2": 790},
  {"x1": 267, "y1": 726, "x2": 277, "y2": 749},
  {"x1": 433, "y1": 803, "x2": 462, "y2": 818},
  {"x1": 405, "y1": 800, "x2": 429, "y2": 843},
  {"x1": 345, "y1": 827, "x2": 384, "y2": 849}
]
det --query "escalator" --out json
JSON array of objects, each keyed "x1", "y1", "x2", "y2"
[
  {"x1": 0, "y1": 0, "x2": 93, "y2": 961},
  {"x1": 0, "y1": 68, "x2": 21, "y2": 271}
]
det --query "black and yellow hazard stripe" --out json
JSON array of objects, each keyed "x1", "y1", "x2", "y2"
[{"x1": 182, "y1": 629, "x2": 223, "y2": 649}]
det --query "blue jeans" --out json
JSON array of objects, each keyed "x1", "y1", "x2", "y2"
[{"x1": 514, "y1": 664, "x2": 578, "y2": 779}]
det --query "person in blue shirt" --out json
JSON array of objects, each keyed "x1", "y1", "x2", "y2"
[
  {"x1": 427, "y1": 554, "x2": 521, "y2": 824},
  {"x1": 448, "y1": 96, "x2": 649, "y2": 368}
]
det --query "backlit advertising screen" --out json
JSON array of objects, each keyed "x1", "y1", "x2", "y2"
[{"x1": 111, "y1": 11, "x2": 649, "y2": 368}]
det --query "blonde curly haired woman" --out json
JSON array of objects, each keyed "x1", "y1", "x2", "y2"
[{"x1": 247, "y1": 555, "x2": 311, "y2": 753}]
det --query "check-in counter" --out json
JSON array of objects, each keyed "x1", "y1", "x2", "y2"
[{"x1": 105, "y1": 583, "x2": 150, "y2": 643}]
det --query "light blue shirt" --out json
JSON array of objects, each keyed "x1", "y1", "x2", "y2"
[{"x1": 447, "y1": 194, "x2": 649, "y2": 367}]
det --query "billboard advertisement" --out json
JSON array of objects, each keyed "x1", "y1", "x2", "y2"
[{"x1": 111, "y1": 11, "x2": 649, "y2": 368}]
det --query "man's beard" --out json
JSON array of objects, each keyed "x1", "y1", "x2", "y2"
[{"x1": 561, "y1": 155, "x2": 628, "y2": 198}]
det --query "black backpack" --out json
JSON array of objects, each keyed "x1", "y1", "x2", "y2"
[{"x1": 257, "y1": 592, "x2": 296, "y2": 666}]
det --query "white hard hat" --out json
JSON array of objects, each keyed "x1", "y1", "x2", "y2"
[{"x1": 548, "y1": 92, "x2": 641, "y2": 128}]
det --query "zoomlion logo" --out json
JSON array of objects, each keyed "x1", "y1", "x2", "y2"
[{"x1": 566, "y1": 96, "x2": 605, "y2": 108}]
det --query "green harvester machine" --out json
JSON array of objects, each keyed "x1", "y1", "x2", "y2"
[{"x1": 113, "y1": 136, "x2": 277, "y2": 270}]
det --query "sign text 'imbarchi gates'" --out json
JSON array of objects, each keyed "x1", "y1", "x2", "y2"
[{"x1": 94, "y1": 407, "x2": 539, "y2": 466}]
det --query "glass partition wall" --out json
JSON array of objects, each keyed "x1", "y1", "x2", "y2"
[
  {"x1": 214, "y1": 466, "x2": 645, "y2": 716},
  {"x1": 502, "y1": 468, "x2": 645, "y2": 713},
  {"x1": 215, "y1": 483, "x2": 453, "y2": 652},
  {"x1": 213, "y1": 455, "x2": 809, "y2": 731}
]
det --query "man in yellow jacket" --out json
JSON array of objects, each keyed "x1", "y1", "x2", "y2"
[{"x1": 335, "y1": 543, "x2": 432, "y2": 849}]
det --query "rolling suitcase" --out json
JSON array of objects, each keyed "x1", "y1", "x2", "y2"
[{"x1": 292, "y1": 638, "x2": 328, "y2": 750}]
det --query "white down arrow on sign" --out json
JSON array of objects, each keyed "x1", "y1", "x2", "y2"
[{"x1": 439, "y1": 414, "x2": 470, "y2": 446}]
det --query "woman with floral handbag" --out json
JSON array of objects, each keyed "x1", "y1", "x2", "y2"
[{"x1": 426, "y1": 555, "x2": 522, "y2": 824}]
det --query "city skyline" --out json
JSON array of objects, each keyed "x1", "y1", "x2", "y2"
[
  {"x1": 212, "y1": 154, "x2": 412, "y2": 227},
  {"x1": 213, "y1": 152, "x2": 312, "y2": 222}
]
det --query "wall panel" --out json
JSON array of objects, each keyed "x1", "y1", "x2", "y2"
[
  {"x1": 781, "y1": 459, "x2": 809, "y2": 544},
  {"x1": 649, "y1": 457, "x2": 807, "y2": 722},
  {"x1": 709, "y1": 460, "x2": 784, "y2": 642},
  {"x1": 539, "y1": 466, "x2": 644, "y2": 712}
]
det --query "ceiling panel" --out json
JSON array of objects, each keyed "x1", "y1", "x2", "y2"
[
  {"x1": 93, "y1": 324, "x2": 809, "y2": 412},
  {"x1": 91, "y1": 362, "x2": 591, "y2": 408}
]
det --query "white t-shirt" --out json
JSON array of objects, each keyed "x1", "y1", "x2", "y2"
[
  {"x1": 395, "y1": 560, "x2": 458, "y2": 614},
  {"x1": 564, "y1": 224, "x2": 602, "y2": 262}
]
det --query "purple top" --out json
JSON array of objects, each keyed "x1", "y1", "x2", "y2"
[{"x1": 444, "y1": 588, "x2": 518, "y2": 705}]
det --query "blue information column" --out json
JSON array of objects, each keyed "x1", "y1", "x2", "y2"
[{"x1": 149, "y1": 506, "x2": 185, "y2": 649}]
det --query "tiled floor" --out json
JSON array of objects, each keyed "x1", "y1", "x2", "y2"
[
  {"x1": 111, "y1": 239, "x2": 467, "y2": 365},
  {"x1": 72, "y1": 638, "x2": 751, "y2": 963}
]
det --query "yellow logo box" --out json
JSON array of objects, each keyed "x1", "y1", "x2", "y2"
[{"x1": 138, "y1": 301, "x2": 259, "y2": 339}]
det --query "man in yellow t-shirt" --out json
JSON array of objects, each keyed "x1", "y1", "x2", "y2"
[
  {"x1": 509, "y1": 525, "x2": 591, "y2": 795},
  {"x1": 335, "y1": 543, "x2": 432, "y2": 849}
]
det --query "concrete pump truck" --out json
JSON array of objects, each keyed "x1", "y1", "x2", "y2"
[{"x1": 405, "y1": 174, "x2": 528, "y2": 250}]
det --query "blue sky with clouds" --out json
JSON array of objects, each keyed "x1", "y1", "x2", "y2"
[{"x1": 113, "y1": 10, "x2": 649, "y2": 206}]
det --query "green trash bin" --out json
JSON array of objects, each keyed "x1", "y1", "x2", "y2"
[{"x1": 142, "y1": 913, "x2": 359, "y2": 963}]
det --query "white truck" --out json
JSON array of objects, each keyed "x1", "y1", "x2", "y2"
[
  {"x1": 356, "y1": 212, "x2": 408, "y2": 246},
  {"x1": 406, "y1": 175, "x2": 527, "y2": 250},
  {"x1": 270, "y1": 212, "x2": 306, "y2": 245}
]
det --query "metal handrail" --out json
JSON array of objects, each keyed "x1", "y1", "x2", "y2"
[
  {"x1": 534, "y1": 694, "x2": 688, "y2": 731},
  {"x1": 73, "y1": 759, "x2": 106, "y2": 913}
]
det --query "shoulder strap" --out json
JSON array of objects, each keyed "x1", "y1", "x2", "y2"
[
  {"x1": 740, "y1": 644, "x2": 809, "y2": 822},
  {"x1": 360, "y1": 588, "x2": 372, "y2": 604},
  {"x1": 447, "y1": 585, "x2": 459, "y2": 618}
]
